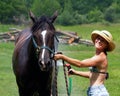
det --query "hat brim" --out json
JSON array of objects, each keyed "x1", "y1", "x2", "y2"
[{"x1": 91, "y1": 31, "x2": 115, "y2": 51}]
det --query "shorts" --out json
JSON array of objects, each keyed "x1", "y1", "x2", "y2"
[{"x1": 87, "y1": 84, "x2": 109, "y2": 96}]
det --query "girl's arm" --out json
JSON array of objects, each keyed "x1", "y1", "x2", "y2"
[
  {"x1": 54, "y1": 54, "x2": 104, "y2": 67},
  {"x1": 69, "y1": 69, "x2": 91, "y2": 78}
]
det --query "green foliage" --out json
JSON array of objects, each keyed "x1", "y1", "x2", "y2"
[
  {"x1": 87, "y1": 8, "x2": 104, "y2": 23},
  {"x1": 0, "y1": 0, "x2": 27, "y2": 24},
  {"x1": 31, "y1": 0, "x2": 61, "y2": 17},
  {"x1": 57, "y1": 0, "x2": 119, "y2": 25},
  {"x1": 57, "y1": 10, "x2": 74, "y2": 25},
  {"x1": 104, "y1": 5, "x2": 116, "y2": 22},
  {"x1": 1, "y1": 0, "x2": 120, "y2": 25},
  {"x1": 57, "y1": 0, "x2": 76, "y2": 25},
  {"x1": 24, "y1": 0, "x2": 34, "y2": 9},
  {"x1": 104, "y1": 2, "x2": 120, "y2": 23}
]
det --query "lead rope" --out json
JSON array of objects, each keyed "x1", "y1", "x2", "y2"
[
  {"x1": 53, "y1": 36, "x2": 59, "y2": 96},
  {"x1": 55, "y1": 52, "x2": 70, "y2": 96},
  {"x1": 53, "y1": 60, "x2": 69, "y2": 96},
  {"x1": 62, "y1": 60, "x2": 70, "y2": 96},
  {"x1": 54, "y1": 60, "x2": 58, "y2": 96}
]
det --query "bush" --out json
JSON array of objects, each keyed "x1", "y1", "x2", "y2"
[
  {"x1": 57, "y1": 10, "x2": 75, "y2": 26},
  {"x1": 104, "y1": 6, "x2": 116, "y2": 22},
  {"x1": 87, "y1": 8, "x2": 104, "y2": 23},
  {"x1": 73, "y1": 11, "x2": 88, "y2": 24}
]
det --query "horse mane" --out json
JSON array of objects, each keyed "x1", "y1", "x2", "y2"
[
  {"x1": 15, "y1": 28, "x2": 32, "y2": 51},
  {"x1": 31, "y1": 16, "x2": 55, "y2": 33}
]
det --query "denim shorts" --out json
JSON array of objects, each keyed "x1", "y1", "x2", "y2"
[{"x1": 87, "y1": 84, "x2": 109, "y2": 96}]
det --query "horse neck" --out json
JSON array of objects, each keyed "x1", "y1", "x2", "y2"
[{"x1": 15, "y1": 29, "x2": 32, "y2": 52}]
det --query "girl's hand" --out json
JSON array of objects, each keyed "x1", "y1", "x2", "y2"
[
  {"x1": 54, "y1": 54, "x2": 63, "y2": 60},
  {"x1": 68, "y1": 69, "x2": 75, "y2": 75}
]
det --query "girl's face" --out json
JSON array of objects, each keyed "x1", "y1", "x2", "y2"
[{"x1": 95, "y1": 36, "x2": 108, "y2": 51}]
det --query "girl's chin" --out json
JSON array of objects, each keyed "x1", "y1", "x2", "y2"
[{"x1": 95, "y1": 45, "x2": 103, "y2": 49}]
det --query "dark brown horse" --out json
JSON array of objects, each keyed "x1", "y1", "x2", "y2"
[{"x1": 12, "y1": 11, "x2": 58, "y2": 96}]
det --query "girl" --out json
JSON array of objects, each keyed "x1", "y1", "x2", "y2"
[{"x1": 54, "y1": 30, "x2": 115, "y2": 96}]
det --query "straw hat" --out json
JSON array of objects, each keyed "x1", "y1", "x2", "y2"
[{"x1": 91, "y1": 30, "x2": 115, "y2": 51}]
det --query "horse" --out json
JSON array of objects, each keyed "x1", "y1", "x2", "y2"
[{"x1": 12, "y1": 11, "x2": 58, "y2": 96}]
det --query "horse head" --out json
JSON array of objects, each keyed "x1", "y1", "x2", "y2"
[{"x1": 29, "y1": 11, "x2": 58, "y2": 71}]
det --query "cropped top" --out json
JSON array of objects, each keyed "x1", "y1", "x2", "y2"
[{"x1": 89, "y1": 66, "x2": 109, "y2": 80}]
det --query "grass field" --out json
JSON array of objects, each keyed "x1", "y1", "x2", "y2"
[{"x1": 0, "y1": 23, "x2": 120, "y2": 96}]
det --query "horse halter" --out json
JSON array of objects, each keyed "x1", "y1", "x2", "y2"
[
  {"x1": 32, "y1": 36, "x2": 53, "y2": 57},
  {"x1": 32, "y1": 34, "x2": 59, "y2": 58}
]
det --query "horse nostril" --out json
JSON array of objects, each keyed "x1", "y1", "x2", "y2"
[
  {"x1": 38, "y1": 58, "x2": 51, "y2": 71},
  {"x1": 39, "y1": 60, "x2": 46, "y2": 69}
]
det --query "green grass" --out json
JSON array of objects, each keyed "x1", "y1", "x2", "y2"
[
  {"x1": 0, "y1": 23, "x2": 120, "y2": 96},
  {"x1": 56, "y1": 23, "x2": 120, "y2": 42},
  {"x1": 0, "y1": 24, "x2": 25, "y2": 33},
  {"x1": 0, "y1": 43, "x2": 18, "y2": 96}
]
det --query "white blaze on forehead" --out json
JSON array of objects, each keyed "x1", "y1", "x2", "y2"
[
  {"x1": 41, "y1": 30, "x2": 47, "y2": 46},
  {"x1": 41, "y1": 30, "x2": 47, "y2": 60}
]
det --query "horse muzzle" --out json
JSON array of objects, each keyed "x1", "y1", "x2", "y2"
[{"x1": 38, "y1": 58, "x2": 51, "y2": 71}]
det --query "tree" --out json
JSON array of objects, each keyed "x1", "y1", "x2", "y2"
[
  {"x1": 57, "y1": 0, "x2": 76, "y2": 25},
  {"x1": 24, "y1": 0, "x2": 34, "y2": 10},
  {"x1": 0, "y1": 0, "x2": 27, "y2": 24},
  {"x1": 1, "y1": 0, "x2": 120, "y2": 24},
  {"x1": 104, "y1": 2, "x2": 120, "y2": 23},
  {"x1": 87, "y1": 8, "x2": 104, "y2": 23},
  {"x1": 31, "y1": 0, "x2": 61, "y2": 17}
]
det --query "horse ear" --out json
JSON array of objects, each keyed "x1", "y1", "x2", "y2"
[
  {"x1": 50, "y1": 11, "x2": 58, "y2": 23},
  {"x1": 29, "y1": 10, "x2": 37, "y2": 23}
]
